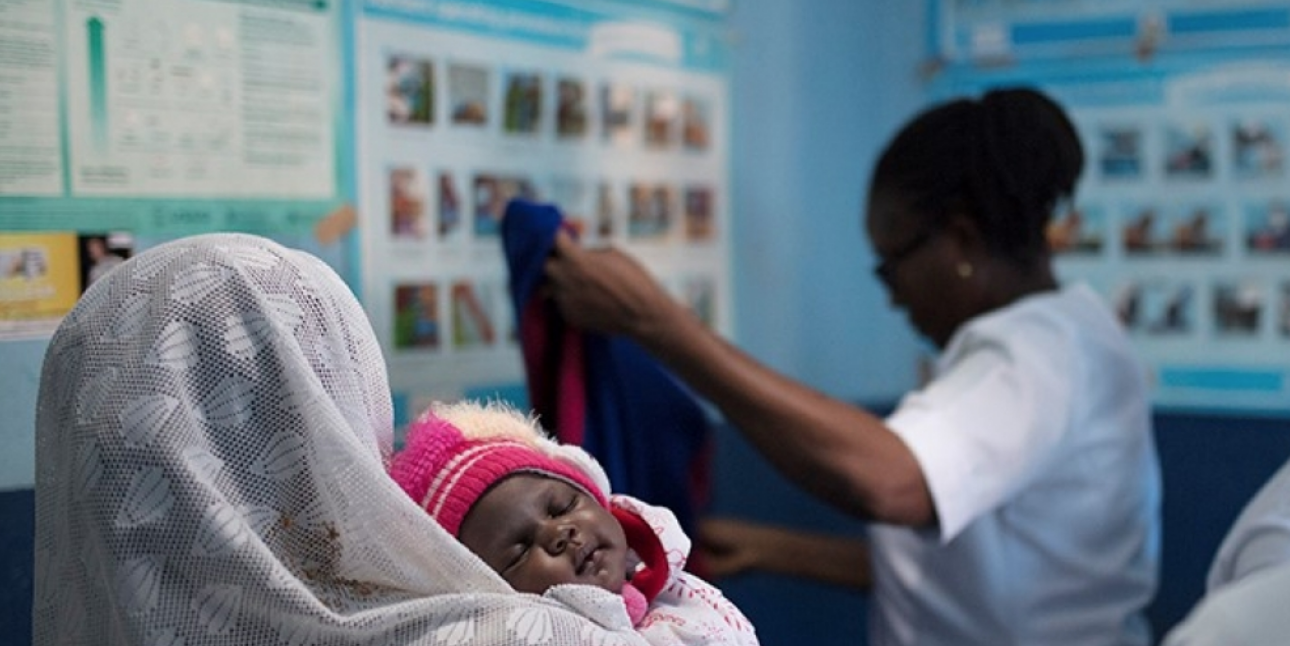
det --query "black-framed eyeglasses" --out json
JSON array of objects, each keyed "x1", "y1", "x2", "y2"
[{"x1": 873, "y1": 229, "x2": 937, "y2": 286}]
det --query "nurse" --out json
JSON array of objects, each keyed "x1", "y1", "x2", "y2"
[{"x1": 543, "y1": 87, "x2": 1162, "y2": 645}]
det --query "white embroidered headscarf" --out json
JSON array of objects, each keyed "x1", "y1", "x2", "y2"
[{"x1": 33, "y1": 233, "x2": 650, "y2": 646}]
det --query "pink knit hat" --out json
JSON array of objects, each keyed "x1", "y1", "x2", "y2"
[{"x1": 389, "y1": 400, "x2": 611, "y2": 536}]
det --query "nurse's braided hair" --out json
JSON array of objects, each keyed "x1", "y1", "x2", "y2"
[{"x1": 870, "y1": 87, "x2": 1084, "y2": 267}]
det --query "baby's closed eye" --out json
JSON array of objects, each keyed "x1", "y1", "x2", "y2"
[
  {"x1": 549, "y1": 493, "x2": 578, "y2": 517},
  {"x1": 502, "y1": 535, "x2": 534, "y2": 572}
]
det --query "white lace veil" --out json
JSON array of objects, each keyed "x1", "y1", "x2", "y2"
[{"x1": 33, "y1": 233, "x2": 649, "y2": 645}]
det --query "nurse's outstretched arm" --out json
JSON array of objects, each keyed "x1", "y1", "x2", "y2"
[{"x1": 544, "y1": 231, "x2": 934, "y2": 527}]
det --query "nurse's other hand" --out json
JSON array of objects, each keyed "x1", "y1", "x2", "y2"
[{"x1": 697, "y1": 518, "x2": 776, "y2": 578}]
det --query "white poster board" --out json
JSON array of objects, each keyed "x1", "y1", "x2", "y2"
[{"x1": 355, "y1": 0, "x2": 732, "y2": 422}]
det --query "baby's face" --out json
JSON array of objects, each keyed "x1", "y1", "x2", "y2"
[{"x1": 458, "y1": 474, "x2": 628, "y2": 595}]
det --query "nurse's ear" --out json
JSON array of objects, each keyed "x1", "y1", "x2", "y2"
[{"x1": 940, "y1": 211, "x2": 989, "y2": 264}]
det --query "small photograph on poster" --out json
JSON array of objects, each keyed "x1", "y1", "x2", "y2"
[
  {"x1": 494, "y1": 278, "x2": 518, "y2": 347},
  {"x1": 502, "y1": 70, "x2": 542, "y2": 135},
  {"x1": 1, "y1": 245, "x2": 49, "y2": 282},
  {"x1": 1163, "y1": 203, "x2": 1223, "y2": 255},
  {"x1": 1244, "y1": 199, "x2": 1290, "y2": 253},
  {"x1": 1279, "y1": 282, "x2": 1290, "y2": 337},
  {"x1": 1212, "y1": 280, "x2": 1263, "y2": 336},
  {"x1": 556, "y1": 77, "x2": 588, "y2": 139},
  {"x1": 387, "y1": 55, "x2": 435, "y2": 125},
  {"x1": 644, "y1": 90, "x2": 677, "y2": 149},
  {"x1": 1121, "y1": 205, "x2": 1162, "y2": 254},
  {"x1": 601, "y1": 83, "x2": 635, "y2": 146},
  {"x1": 389, "y1": 167, "x2": 428, "y2": 240},
  {"x1": 550, "y1": 176, "x2": 591, "y2": 238},
  {"x1": 628, "y1": 182, "x2": 674, "y2": 240},
  {"x1": 438, "y1": 171, "x2": 464, "y2": 240},
  {"x1": 78, "y1": 232, "x2": 134, "y2": 290},
  {"x1": 684, "y1": 185, "x2": 716, "y2": 241},
  {"x1": 1232, "y1": 118, "x2": 1284, "y2": 180},
  {"x1": 1097, "y1": 125, "x2": 1144, "y2": 180},
  {"x1": 595, "y1": 180, "x2": 618, "y2": 240},
  {"x1": 473, "y1": 173, "x2": 537, "y2": 237},
  {"x1": 678, "y1": 273, "x2": 717, "y2": 328},
  {"x1": 451, "y1": 279, "x2": 498, "y2": 349},
  {"x1": 1115, "y1": 279, "x2": 1195, "y2": 335},
  {"x1": 448, "y1": 62, "x2": 490, "y2": 126},
  {"x1": 393, "y1": 282, "x2": 442, "y2": 350},
  {"x1": 1112, "y1": 282, "x2": 1140, "y2": 329},
  {"x1": 1047, "y1": 203, "x2": 1105, "y2": 255},
  {"x1": 1163, "y1": 122, "x2": 1214, "y2": 180},
  {"x1": 682, "y1": 96, "x2": 711, "y2": 151}
]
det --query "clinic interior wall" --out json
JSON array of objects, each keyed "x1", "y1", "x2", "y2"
[
  {"x1": 727, "y1": 0, "x2": 926, "y2": 403},
  {"x1": 3, "y1": 1, "x2": 1289, "y2": 643},
  {"x1": 716, "y1": 1, "x2": 1290, "y2": 645}
]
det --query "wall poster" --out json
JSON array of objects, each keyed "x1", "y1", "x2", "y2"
[
  {"x1": 356, "y1": 0, "x2": 733, "y2": 422},
  {"x1": 0, "y1": 0, "x2": 352, "y2": 339},
  {"x1": 931, "y1": 0, "x2": 1290, "y2": 414}
]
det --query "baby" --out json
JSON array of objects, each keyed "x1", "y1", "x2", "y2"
[{"x1": 388, "y1": 400, "x2": 758, "y2": 645}]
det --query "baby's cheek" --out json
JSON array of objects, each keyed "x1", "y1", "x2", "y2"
[
  {"x1": 513, "y1": 558, "x2": 578, "y2": 595},
  {"x1": 507, "y1": 568, "x2": 546, "y2": 595}
]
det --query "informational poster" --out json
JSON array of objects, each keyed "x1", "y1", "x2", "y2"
[
  {"x1": 356, "y1": 0, "x2": 732, "y2": 419},
  {"x1": 0, "y1": 0, "x2": 351, "y2": 292},
  {"x1": 931, "y1": 1, "x2": 1290, "y2": 413}
]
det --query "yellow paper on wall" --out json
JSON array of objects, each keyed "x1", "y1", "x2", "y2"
[{"x1": 0, "y1": 232, "x2": 80, "y2": 340}]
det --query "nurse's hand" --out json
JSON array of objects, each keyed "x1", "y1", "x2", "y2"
[
  {"x1": 697, "y1": 518, "x2": 776, "y2": 578},
  {"x1": 699, "y1": 517, "x2": 873, "y2": 590},
  {"x1": 544, "y1": 230, "x2": 682, "y2": 342}
]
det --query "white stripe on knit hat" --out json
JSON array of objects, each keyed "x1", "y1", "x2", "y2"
[{"x1": 422, "y1": 440, "x2": 529, "y2": 518}]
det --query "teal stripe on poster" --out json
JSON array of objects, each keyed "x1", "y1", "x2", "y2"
[
  {"x1": 1160, "y1": 368, "x2": 1285, "y2": 393},
  {"x1": 392, "y1": 391, "x2": 410, "y2": 434},
  {"x1": 1169, "y1": 8, "x2": 1290, "y2": 35},
  {"x1": 1011, "y1": 17, "x2": 1137, "y2": 45}
]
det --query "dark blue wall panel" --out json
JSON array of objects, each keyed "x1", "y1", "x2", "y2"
[
  {"x1": 1147, "y1": 412, "x2": 1290, "y2": 636},
  {"x1": 0, "y1": 489, "x2": 32, "y2": 646}
]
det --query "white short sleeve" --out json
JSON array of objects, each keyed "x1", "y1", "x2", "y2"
[{"x1": 886, "y1": 322, "x2": 1073, "y2": 543}]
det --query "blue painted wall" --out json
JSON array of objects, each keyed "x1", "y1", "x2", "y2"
[
  {"x1": 728, "y1": 0, "x2": 926, "y2": 400},
  {"x1": 714, "y1": 1, "x2": 921, "y2": 642},
  {"x1": 0, "y1": 340, "x2": 43, "y2": 491}
]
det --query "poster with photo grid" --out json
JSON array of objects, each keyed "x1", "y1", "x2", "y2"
[
  {"x1": 929, "y1": 1, "x2": 1290, "y2": 413},
  {"x1": 1049, "y1": 62, "x2": 1290, "y2": 413},
  {"x1": 356, "y1": 0, "x2": 732, "y2": 423}
]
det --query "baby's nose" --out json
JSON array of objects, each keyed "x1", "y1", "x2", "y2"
[{"x1": 542, "y1": 522, "x2": 578, "y2": 554}]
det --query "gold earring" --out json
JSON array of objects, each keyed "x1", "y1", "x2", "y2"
[{"x1": 956, "y1": 262, "x2": 973, "y2": 279}]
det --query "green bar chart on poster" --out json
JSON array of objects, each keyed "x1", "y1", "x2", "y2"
[{"x1": 0, "y1": 0, "x2": 352, "y2": 339}]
